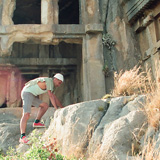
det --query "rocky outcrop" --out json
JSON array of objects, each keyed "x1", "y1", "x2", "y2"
[
  {"x1": 43, "y1": 99, "x2": 108, "y2": 157},
  {"x1": 88, "y1": 95, "x2": 146, "y2": 160},
  {"x1": 0, "y1": 95, "x2": 151, "y2": 159},
  {"x1": 43, "y1": 95, "x2": 147, "y2": 159}
]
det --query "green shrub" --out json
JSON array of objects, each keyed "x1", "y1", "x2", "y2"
[{"x1": 0, "y1": 130, "x2": 76, "y2": 160}]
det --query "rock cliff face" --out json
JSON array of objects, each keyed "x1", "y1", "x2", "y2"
[
  {"x1": 1, "y1": 95, "x2": 160, "y2": 159},
  {"x1": 100, "y1": 0, "x2": 160, "y2": 93},
  {"x1": 43, "y1": 95, "x2": 147, "y2": 159}
]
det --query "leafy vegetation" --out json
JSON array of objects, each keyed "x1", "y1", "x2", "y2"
[{"x1": 0, "y1": 130, "x2": 79, "y2": 160}]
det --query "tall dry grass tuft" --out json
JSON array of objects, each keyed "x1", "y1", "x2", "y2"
[
  {"x1": 129, "y1": 63, "x2": 160, "y2": 160},
  {"x1": 145, "y1": 89, "x2": 160, "y2": 128},
  {"x1": 111, "y1": 64, "x2": 160, "y2": 128},
  {"x1": 112, "y1": 66, "x2": 147, "y2": 97},
  {"x1": 101, "y1": 64, "x2": 160, "y2": 160},
  {"x1": 133, "y1": 138, "x2": 160, "y2": 160},
  {"x1": 144, "y1": 63, "x2": 160, "y2": 128}
]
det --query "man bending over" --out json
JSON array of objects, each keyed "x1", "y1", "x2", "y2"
[{"x1": 19, "y1": 73, "x2": 64, "y2": 144}]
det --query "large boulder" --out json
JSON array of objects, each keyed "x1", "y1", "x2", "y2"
[
  {"x1": 88, "y1": 95, "x2": 146, "y2": 156},
  {"x1": 88, "y1": 110, "x2": 146, "y2": 160},
  {"x1": 43, "y1": 95, "x2": 147, "y2": 159},
  {"x1": 43, "y1": 99, "x2": 108, "y2": 158}
]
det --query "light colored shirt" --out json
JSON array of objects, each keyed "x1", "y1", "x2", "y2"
[{"x1": 22, "y1": 77, "x2": 55, "y2": 96}]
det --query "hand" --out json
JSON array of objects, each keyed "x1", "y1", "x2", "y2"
[{"x1": 54, "y1": 106, "x2": 58, "y2": 110}]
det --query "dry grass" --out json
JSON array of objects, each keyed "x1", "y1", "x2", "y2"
[
  {"x1": 112, "y1": 66, "x2": 148, "y2": 97},
  {"x1": 132, "y1": 138, "x2": 160, "y2": 160},
  {"x1": 111, "y1": 64, "x2": 160, "y2": 127},
  {"x1": 144, "y1": 64, "x2": 160, "y2": 128},
  {"x1": 145, "y1": 89, "x2": 160, "y2": 128},
  {"x1": 141, "y1": 140, "x2": 160, "y2": 160},
  {"x1": 113, "y1": 64, "x2": 160, "y2": 160}
]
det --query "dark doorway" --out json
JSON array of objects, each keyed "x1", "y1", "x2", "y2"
[
  {"x1": 22, "y1": 74, "x2": 39, "y2": 83},
  {"x1": 58, "y1": 0, "x2": 79, "y2": 24},
  {"x1": 12, "y1": 0, "x2": 41, "y2": 24}
]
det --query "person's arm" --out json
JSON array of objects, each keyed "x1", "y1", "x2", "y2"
[
  {"x1": 47, "y1": 90, "x2": 64, "y2": 109},
  {"x1": 54, "y1": 95, "x2": 64, "y2": 108},
  {"x1": 47, "y1": 90, "x2": 58, "y2": 109}
]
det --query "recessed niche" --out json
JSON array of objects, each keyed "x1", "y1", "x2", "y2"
[
  {"x1": 58, "y1": 0, "x2": 79, "y2": 24},
  {"x1": 12, "y1": 0, "x2": 41, "y2": 24}
]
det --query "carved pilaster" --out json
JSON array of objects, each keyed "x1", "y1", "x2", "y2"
[{"x1": 41, "y1": 0, "x2": 58, "y2": 24}]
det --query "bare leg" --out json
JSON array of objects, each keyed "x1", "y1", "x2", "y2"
[
  {"x1": 36, "y1": 102, "x2": 49, "y2": 120},
  {"x1": 20, "y1": 113, "x2": 30, "y2": 134}
]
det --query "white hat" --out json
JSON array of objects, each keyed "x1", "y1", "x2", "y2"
[{"x1": 54, "y1": 73, "x2": 64, "y2": 82}]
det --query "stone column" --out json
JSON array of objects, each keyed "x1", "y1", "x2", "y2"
[
  {"x1": 80, "y1": 0, "x2": 100, "y2": 24},
  {"x1": 9, "y1": 70, "x2": 18, "y2": 107},
  {"x1": 39, "y1": 45, "x2": 50, "y2": 106},
  {"x1": 41, "y1": 0, "x2": 58, "y2": 24},
  {"x1": 82, "y1": 33, "x2": 106, "y2": 100},
  {"x1": 85, "y1": 0, "x2": 101, "y2": 24},
  {"x1": 81, "y1": 0, "x2": 105, "y2": 100},
  {"x1": 1, "y1": 0, "x2": 15, "y2": 25},
  {"x1": 79, "y1": 0, "x2": 86, "y2": 24},
  {"x1": 39, "y1": 45, "x2": 49, "y2": 58}
]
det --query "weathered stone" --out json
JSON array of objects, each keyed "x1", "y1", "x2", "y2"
[
  {"x1": 85, "y1": 24, "x2": 103, "y2": 33},
  {"x1": 1, "y1": 0, "x2": 15, "y2": 25},
  {"x1": 87, "y1": 96, "x2": 144, "y2": 155},
  {"x1": 0, "y1": 0, "x2": 106, "y2": 106},
  {"x1": 125, "y1": 0, "x2": 157, "y2": 23},
  {"x1": 89, "y1": 110, "x2": 146, "y2": 160},
  {"x1": 82, "y1": 33, "x2": 105, "y2": 100},
  {"x1": 0, "y1": 95, "x2": 152, "y2": 159},
  {"x1": 43, "y1": 99, "x2": 108, "y2": 158},
  {"x1": 119, "y1": 95, "x2": 146, "y2": 117},
  {"x1": 85, "y1": 0, "x2": 101, "y2": 24},
  {"x1": 41, "y1": 0, "x2": 58, "y2": 25},
  {"x1": 0, "y1": 1, "x2": 159, "y2": 158},
  {"x1": 43, "y1": 96, "x2": 147, "y2": 159}
]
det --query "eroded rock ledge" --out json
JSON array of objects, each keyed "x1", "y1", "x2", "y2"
[{"x1": 1, "y1": 95, "x2": 158, "y2": 160}]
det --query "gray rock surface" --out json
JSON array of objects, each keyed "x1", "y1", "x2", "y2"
[
  {"x1": 44, "y1": 99, "x2": 108, "y2": 158},
  {"x1": 0, "y1": 95, "x2": 149, "y2": 160},
  {"x1": 89, "y1": 110, "x2": 146, "y2": 160},
  {"x1": 0, "y1": 107, "x2": 55, "y2": 154},
  {"x1": 43, "y1": 96, "x2": 147, "y2": 159}
]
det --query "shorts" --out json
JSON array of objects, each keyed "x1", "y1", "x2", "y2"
[{"x1": 21, "y1": 91, "x2": 42, "y2": 113}]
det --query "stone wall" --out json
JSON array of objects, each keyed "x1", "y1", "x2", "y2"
[
  {"x1": 0, "y1": 65, "x2": 22, "y2": 108},
  {"x1": 131, "y1": 0, "x2": 160, "y2": 81},
  {"x1": 0, "y1": 0, "x2": 105, "y2": 107},
  {"x1": 100, "y1": 0, "x2": 160, "y2": 93},
  {"x1": 0, "y1": 0, "x2": 159, "y2": 107}
]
